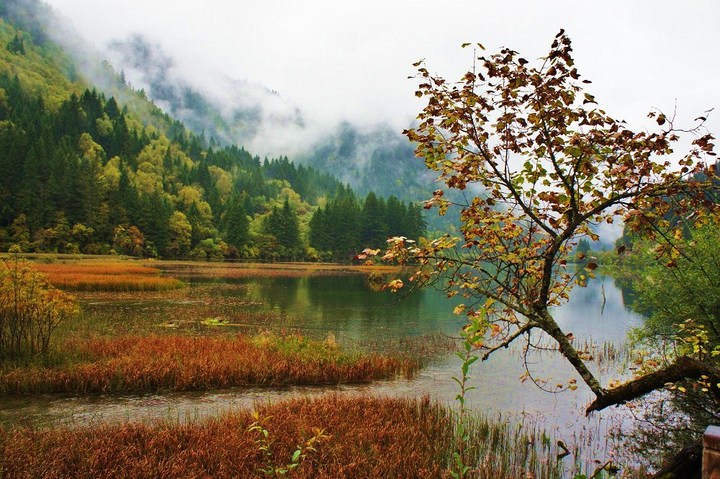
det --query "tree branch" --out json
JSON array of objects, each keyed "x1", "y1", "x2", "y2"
[
  {"x1": 586, "y1": 356, "x2": 720, "y2": 415},
  {"x1": 481, "y1": 322, "x2": 536, "y2": 361}
]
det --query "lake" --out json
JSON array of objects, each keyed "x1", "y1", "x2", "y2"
[{"x1": 0, "y1": 267, "x2": 643, "y2": 461}]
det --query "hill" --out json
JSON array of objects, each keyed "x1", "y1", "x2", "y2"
[{"x1": 0, "y1": 1, "x2": 425, "y2": 260}]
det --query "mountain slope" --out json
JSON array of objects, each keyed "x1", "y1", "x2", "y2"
[
  {"x1": 88, "y1": 29, "x2": 435, "y2": 204},
  {"x1": 0, "y1": 2, "x2": 427, "y2": 260}
]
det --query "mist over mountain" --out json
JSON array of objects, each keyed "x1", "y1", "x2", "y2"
[
  {"x1": 106, "y1": 35, "x2": 310, "y2": 156},
  {"x1": 300, "y1": 122, "x2": 433, "y2": 199},
  {"x1": 2, "y1": 0, "x2": 427, "y2": 203},
  {"x1": 101, "y1": 34, "x2": 430, "y2": 201}
]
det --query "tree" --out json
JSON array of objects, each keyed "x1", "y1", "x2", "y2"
[
  {"x1": 308, "y1": 187, "x2": 361, "y2": 260},
  {"x1": 112, "y1": 225, "x2": 145, "y2": 257},
  {"x1": 619, "y1": 218, "x2": 720, "y2": 464},
  {"x1": 378, "y1": 31, "x2": 719, "y2": 415},
  {"x1": 6, "y1": 33, "x2": 25, "y2": 55},
  {"x1": 634, "y1": 223, "x2": 720, "y2": 343},
  {"x1": 166, "y1": 211, "x2": 192, "y2": 258},
  {"x1": 221, "y1": 194, "x2": 250, "y2": 251},
  {"x1": 0, "y1": 252, "x2": 78, "y2": 358},
  {"x1": 360, "y1": 192, "x2": 388, "y2": 248},
  {"x1": 576, "y1": 238, "x2": 590, "y2": 258},
  {"x1": 264, "y1": 198, "x2": 302, "y2": 260}
]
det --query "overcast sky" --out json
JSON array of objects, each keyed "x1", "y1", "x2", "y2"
[{"x1": 43, "y1": 0, "x2": 720, "y2": 137}]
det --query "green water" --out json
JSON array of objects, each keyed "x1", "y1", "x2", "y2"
[{"x1": 233, "y1": 274, "x2": 464, "y2": 340}]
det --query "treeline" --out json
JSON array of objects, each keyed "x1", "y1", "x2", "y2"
[
  {"x1": 310, "y1": 188, "x2": 425, "y2": 260},
  {"x1": 0, "y1": 22, "x2": 425, "y2": 261}
]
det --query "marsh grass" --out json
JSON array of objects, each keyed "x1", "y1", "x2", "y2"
[
  {"x1": 0, "y1": 395, "x2": 566, "y2": 479},
  {"x1": 156, "y1": 260, "x2": 402, "y2": 279},
  {"x1": 30, "y1": 262, "x2": 183, "y2": 292},
  {"x1": 0, "y1": 333, "x2": 418, "y2": 395}
]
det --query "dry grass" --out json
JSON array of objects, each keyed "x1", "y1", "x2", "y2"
[
  {"x1": 30, "y1": 262, "x2": 183, "y2": 292},
  {"x1": 0, "y1": 333, "x2": 418, "y2": 395},
  {"x1": 156, "y1": 260, "x2": 403, "y2": 279},
  {"x1": 31, "y1": 263, "x2": 159, "y2": 276},
  {"x1": 0, "y1": 395, "x2": 563, "y2": 479}
]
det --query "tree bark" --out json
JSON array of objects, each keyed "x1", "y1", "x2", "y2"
[
  {"x1": 539, "y1": 312, "x2": 606, "y2": 398},
  {"x1": 586, "y1": 356, "x2": 719, "y2": 414}
]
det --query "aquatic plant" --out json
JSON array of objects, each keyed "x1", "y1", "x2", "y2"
[
  {"x1": 0, "y1": 333, "x2": 418, "y2": 395},
  {"x1": 30, "y1": 261, "x2": 183, "y2": 292}
]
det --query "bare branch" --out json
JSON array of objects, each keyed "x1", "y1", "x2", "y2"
[{"x1": 481, "y1": 322, "x2": 536, "y2": 361}]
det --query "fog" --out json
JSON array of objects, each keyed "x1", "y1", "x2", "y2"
[{"x1": 40, "y1": 0, "x2": 720, "y2": 158}]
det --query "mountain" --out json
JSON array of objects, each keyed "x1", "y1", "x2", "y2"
[
  {"x1": 105, "y1": 34, "x2": 307, "y2": 151},
  {"x1": 0, "y1": 0, "x2": 427, "y2": 261},
  {"x1": 81, "y1": 30, "x2": 434, "y2": 204}
]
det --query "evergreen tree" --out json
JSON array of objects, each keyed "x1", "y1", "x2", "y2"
[
  {"x1": 264, "y1": 198, "x2": 302, "y2": 259},
  {"x1": 403, "y1": 203, "x2": 427, "y2": 241},
  {"x1": 384, "y1": 195, "x2": 406, "y2": 237},
  {"x1": 137, "y1": 192, "x2": 172, "y2": 256},
  {"x1": 0, "y1": 120, "x2": 27, "y2": 225},
  {"x1": 6, "y1": 33, "x2": 25, "y2": 55},
  {"x1": 221, "y1": 194, "x2": 250, "y2": 250},
  {"x1": 360, "y1": 192, "x2": 388, "y2": 248}
]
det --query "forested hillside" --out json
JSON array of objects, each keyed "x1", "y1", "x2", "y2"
[
  {"x1": 0, "y1": 13, "x2": 425, "y2": 261},
  {"x1": 49, "y1": 10, "x2": 435, "y2": 206}
]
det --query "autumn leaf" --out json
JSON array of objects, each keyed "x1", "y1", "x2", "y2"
[{"x1": 386, "y1": 279, "x2": 404, "y2": 293}]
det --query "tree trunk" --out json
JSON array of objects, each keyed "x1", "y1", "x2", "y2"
[
  {"x1": 650, "y1": 441, "x2": 701, "y2": 479},
  {"x1": 539, "y1": 311, "x2": 606, "y2": 398},
  {"x1": 587, "y1": 356, "x2": 719, "y2": 414}
]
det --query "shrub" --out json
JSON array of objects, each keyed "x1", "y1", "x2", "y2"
[{"x1": 0, "y1": 253, "x2": 78, "y2": 359}]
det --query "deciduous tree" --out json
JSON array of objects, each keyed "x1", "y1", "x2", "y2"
[{"x1": 380, "y1": 31, "x2": 718, "y2": 414}]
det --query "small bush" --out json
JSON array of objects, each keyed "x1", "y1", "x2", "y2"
[{"x1": 0, "y1": 254, "x2": 78, "y2": 359}]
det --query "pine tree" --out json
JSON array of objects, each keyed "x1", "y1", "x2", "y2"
[
  {"x1": 6, "y1": 34, "x2": 25, "y2": 55},
  {"x1": 264, "y1": 198, "x2": 302, "y2": 259},
  {"x1": 360, "y1": 192, "x2": 388, "y2": 248},
  {"x1": 221, "y1": 195, "x2": 250, "y2": 250}
]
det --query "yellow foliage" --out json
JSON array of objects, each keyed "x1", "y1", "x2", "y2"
[{"x1": 0, "y1": 257, "x2": 78, "y2": 358}]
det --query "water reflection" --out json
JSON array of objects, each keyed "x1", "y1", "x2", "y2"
[{"x1": 236, "y1": 274, "x2": 462, "y2": 341}]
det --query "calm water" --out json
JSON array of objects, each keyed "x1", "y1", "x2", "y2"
[{"x1": 0, "y1": 271, "x2": 643, "y2": 456}]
